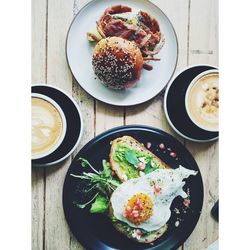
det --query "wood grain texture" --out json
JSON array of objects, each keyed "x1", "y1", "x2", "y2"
[
  {"x1": 96, "y1": 101, "x2": 124, "y2": 134},
  {"x1": 184, "y1": 0, "x2": 219, "y2": 249},
  {"x1": 70, "y1": 1, "x2": 94, "y2": 249},
  {"x1": 188, "y1": 0, "x2": 218, "y2": 66},
  {"x1": 32, "y1": 0, "x2": 219, "y2": 249},
  {"x1": 32, "y1": 168, "x2": 45, "y2": 250},
  {"x1": 71, "y1": 0, "x2": 95, "y2": 155},
  {"x1": 183, "y1": 142, "x2": 219, "y2": 250},
  {"x1": 31, "y1": 0, "x2": 47, "y2": 84},
  {"x1": 155, "y1": 0, "x2": 190, "y2": 72},
  {"x1": 45, "y1": 0, "x2": 74, "y2": 249},
  {"x1": 32, "y1": 0, "x2": 47, "y2": 249}
]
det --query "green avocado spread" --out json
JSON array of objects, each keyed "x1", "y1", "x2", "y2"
[{"x1": 113, "y1": 144, "x2": 160, "y2": 179}]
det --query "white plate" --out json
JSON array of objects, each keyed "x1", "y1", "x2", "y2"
[{"x1": 66, "y1": 0, "x2": 178, "y2": 106}]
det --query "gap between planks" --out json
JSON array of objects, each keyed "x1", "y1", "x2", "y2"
[{"x1": 43, "y1": 0, "x2": 49, "y2": 249}]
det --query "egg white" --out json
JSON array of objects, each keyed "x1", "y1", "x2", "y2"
[{"x1": 110, "y1": 166, "x2": 197, "y2": 232}]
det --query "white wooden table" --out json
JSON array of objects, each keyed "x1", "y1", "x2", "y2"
[{"x1": 32, "y1": 0, "x2": 218, "y2": 249}]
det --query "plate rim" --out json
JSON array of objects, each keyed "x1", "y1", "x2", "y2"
[
  {"x1": 65, "y1": 0, "x2": 179, "y2": 107},
  {"x1": 63, "y1": 124, "x2": 204, "y2": 250},
  {"x1": 31, "y1": 84, "x2": 84, "y2": 167},
  {"x1": 163, "y1": 64, "x2": 219, "y2": 143}
]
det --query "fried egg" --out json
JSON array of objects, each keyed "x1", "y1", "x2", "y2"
[{"x1": 110, "y1": 166, "x2": 197, "y2": 232}]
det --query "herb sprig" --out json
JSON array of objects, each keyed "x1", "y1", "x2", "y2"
[{"x1": 71, "y1": 158, "x2": 121, "y2": 213}]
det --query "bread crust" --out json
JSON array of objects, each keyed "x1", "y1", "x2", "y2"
[
  {"x1": 109, "y1": 136, "x2": 169, "y2": 182},
  {"x1": 108, "y1": 202, "x2": 167, "y2": 243},
  {"x1": 92, "y1": 37, "x2": 143, "y2": 89}
]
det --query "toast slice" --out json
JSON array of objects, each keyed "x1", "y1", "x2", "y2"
[
  {"x1": 108, "y1": 136, "x2": 169, "y2": 243},
  {"x1": 108, "y1": 204, "x2": 168, "y2": 243},
  {"x1": 112, "y1": 217, "x2": 167, "y2": 243},
  {"x1": 109, "y1": 136, "x2": 169, "y2": 182}
]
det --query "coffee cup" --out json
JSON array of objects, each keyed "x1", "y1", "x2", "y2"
[
  {"x1": 31, "y1": 93, "x2": 67, "y2": 160},
  {"x1": 185, "y1": 69, "x2": 219, "y2": 132}
]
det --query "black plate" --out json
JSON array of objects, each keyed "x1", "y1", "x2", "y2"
[
  {"x1": 32, "y1": 85, "x2": 83, "y2": 167},
  {"x1": 63, "y1": 125, "x2": 203, "y2": 250},
  {"x1": 164, "y1": 65, "x2": 219, "y2": 142}
]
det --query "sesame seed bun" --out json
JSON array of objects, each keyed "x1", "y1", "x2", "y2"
[{"x1": 92, "y1": 37, "x2": 143, "y2": 90}]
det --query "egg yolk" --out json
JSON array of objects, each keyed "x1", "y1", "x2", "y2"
[{"x1": 123, "y1": 193, "x2": 153, "y2": 225}]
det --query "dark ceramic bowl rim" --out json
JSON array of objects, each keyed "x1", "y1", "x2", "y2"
[
  {"x1": 32, "y1": 84, "x2": 84, "y2": 167},
  {"x1": 163, "y1": 64, "x2": 219, "y2": 143}
]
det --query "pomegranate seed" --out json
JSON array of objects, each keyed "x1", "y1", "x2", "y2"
[
  {"x1": 147, "y1": 142, "x2": 152, "y2": 149},
  {"x1": 133, "y1": 205, "x2": 138, "y2": 210},
  {"x1": 136, "y1": 229, "x2": 142, "y2": 236},
  {"x1": 126, "y1": 206, "x2": 132, "y2": 213},
  {"x1": 137, "y1": 165, "x2": 144, "y2": 171},
  {"x1": 132, "y1": 210, "x2": 139, "y2": 214},
  {"x1": 183, "y1": 199, "x2": 190, "y2": 207},
  {"x1": 135, "y1": 199, "x2": 141, "y2": 206},
  {"x1": 133, "y1": 213, "x2": 139, "y2": 218},
  {"x1": 154, "y1": 185, "x2": 161, "y2": 193},
  {"x1": 159, "y1": 143, "x2": 165, "y2": 149},
  {"x1": 170, "y1": 152, "x2": 177, "y2": 158},
  {"x1": 137, "y1": 202, "x2": 143, "y2": 209},
  {"x1": 132, "y1": 210, "x2": 139, "y2": 218},
  {"x1": 137, "y1": 162, "x2": 145, "y2": 171}
]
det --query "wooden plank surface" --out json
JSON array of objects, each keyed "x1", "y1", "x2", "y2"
[
  {"x1": 44, "y1": 0, "x2": 74, "y2": 249},
  {"x1": 188, "y1": 0, "x2": 218, "y2": 65},
  {"x1": 184, "y1": 0, "x2": 219, "y2": 249},
  {"x1": 32, "y1": 0, "x2": 219, "y2": 249},
  {"x1": 31, "y1": 0, "x2": 47, "y2": 249}
]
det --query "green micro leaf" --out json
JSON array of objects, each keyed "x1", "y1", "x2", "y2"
[
  {"x1": 143, "y1": 162, "x2": 154, "y2": 174},
  {"x1": 125, "y1": 150, "x2": 139, "y2": 166},
  {"x1": 90, "y1": 194, "x2": 109, "y2": 213},
  {"x1": 102, "y1": 160, "x2": 112, "y2": 178}
]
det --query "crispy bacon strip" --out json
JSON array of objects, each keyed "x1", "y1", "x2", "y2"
[
  {"x1": 87, "y1": 5, "x2": 166, "y2": 72},
  {"x1": 142, "y1": 35, "x2": 165, "y2": 56},
  {"x1": 96, "y1": 5, "x2": 163, "y2": 57},
  {"x1": 138, "y1": 11, "x2": 160, "y2": 33},
  {"x1": 104, "y1": 5, "x2": 132, "y2": 15}
]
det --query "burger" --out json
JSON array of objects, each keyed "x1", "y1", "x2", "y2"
[
  {"x1": 88, "y1": 5, "x2": 165, "y2": 90},
  {"x1": 92, "y1": 37, "x2": 144, "y2": 90}
]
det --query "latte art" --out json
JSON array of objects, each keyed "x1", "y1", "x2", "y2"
[
  {"x1": 186, "y1": 72, "x2": 219, "y2": 132},
  {"x1": 32, "y1": 96, "x2": 65, "y2": 159}
]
